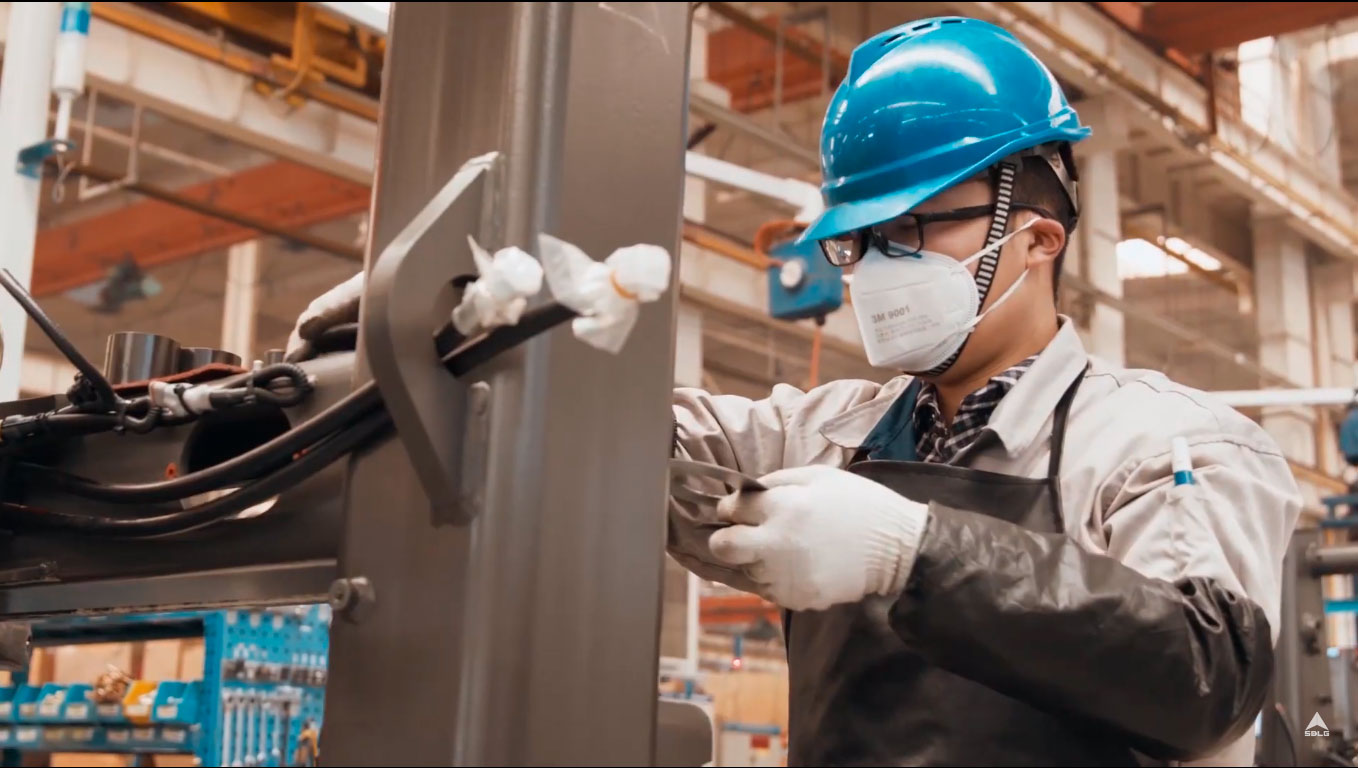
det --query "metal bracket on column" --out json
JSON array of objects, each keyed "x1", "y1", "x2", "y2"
[
  {"x1": 361, "y1": 151, "x2": 503, "y2": 525},
  {"x1": 16, "y1": 139, "x2": 74, "y2": 179}
]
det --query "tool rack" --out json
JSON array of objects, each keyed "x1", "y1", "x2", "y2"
[{"x1": 0, "y1": 606, "x2": 329, "y2": 766}]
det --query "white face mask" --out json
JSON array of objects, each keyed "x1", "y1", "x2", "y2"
[{"x1": 849, "y1": 219, "x2": 1037, "y2": 372}]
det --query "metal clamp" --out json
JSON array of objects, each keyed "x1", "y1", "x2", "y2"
[{"x1": 361, "y1": 152, "x2": 503, "y2": 525}]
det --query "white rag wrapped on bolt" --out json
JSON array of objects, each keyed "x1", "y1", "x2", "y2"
[{"x1": 537, "y1": 234, "x2": 672, "y2": 354}]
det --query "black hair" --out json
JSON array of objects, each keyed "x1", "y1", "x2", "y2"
[{"x1": 1012, "y1": 154, "x2": 1078, "y2": 300}]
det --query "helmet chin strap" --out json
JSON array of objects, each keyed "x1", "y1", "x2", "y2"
[{"x1": 917, "y1": 160, "x2": 1018, "y2": 378}]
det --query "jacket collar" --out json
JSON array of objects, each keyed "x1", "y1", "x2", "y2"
[
  {"x1": 819, "y1": 375, "x2": 912, "y2": 450},
  {"x1": 819, "y1": 318, "x2": 1088, "y2": 456},
  {"x1": 984, "y1": 319, "x2": 1088, "y2": 457}
]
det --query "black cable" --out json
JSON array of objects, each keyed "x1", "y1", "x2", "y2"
[
  {"x1": 14, "y1": 302, "x2": 571, "y2": 508},
  {"x1": 3, "y1": 409, "x2": 391, "y2": 538},
  {"x1": 19, "y1": 382, "x2": 380, "y2": 504},
  {"x1": 0, "y1": 269, "x2": 117, "y2": 410},
  {"x1": 0, "y1": 412, "x2": 120, "y2": 444},
  {"x1": 2, "y1": 364, "x2": 313, "y2": 447},
  {"x1": 202, "y1": 363, "x2": 310, "y2": 394}
]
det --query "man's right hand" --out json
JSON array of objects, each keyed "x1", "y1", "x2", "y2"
[{"x1": 286, "y1": 272, "x2": 364, "y2": 362}]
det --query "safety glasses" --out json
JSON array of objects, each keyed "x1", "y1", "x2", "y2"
[{"x1": 819, "y1": 203, "x2": 1055, "y2": 267}]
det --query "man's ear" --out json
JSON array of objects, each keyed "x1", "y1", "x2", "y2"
[{"x1": 1023, "y1": 215, "x2": 1067, "y2": 269}]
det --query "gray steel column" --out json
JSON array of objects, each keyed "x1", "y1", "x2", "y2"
[
  {"x1": 1266, "y1": 528, "x2": 1337, "y2": 766},
  {"x1": 323, "y1": 2, "x2": 691, "y2": 765}
]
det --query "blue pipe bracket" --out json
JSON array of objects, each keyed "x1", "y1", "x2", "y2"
[{"x1": 15, "y1": 139, "x2": 74, "y2": 180}]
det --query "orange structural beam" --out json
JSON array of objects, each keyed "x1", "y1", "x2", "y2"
[
  {"x1": 1143, "y1": 2, "x2": 1358, "y2": 56},
  {"x1": 34, "y1": 161, "x2": 370, "y2": 297},
  {"x1": 700, "y1": 593, "x2": 781, "y2": 626},
  {"x1": 706, "y1": 6, "x2": 847, "y2": 113}
]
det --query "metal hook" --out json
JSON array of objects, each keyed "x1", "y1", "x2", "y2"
[{"x1": 51, "y1": 159, "x2": 73, "y2": 204}]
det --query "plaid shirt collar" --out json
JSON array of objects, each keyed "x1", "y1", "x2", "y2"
[{"x1": 913, "y1": 356, "x2": 1038, "y2": 464}]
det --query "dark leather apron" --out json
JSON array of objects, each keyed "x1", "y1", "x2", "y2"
[{"x1": 785, "y1": 370, "x2": 1142, "y2": 766}]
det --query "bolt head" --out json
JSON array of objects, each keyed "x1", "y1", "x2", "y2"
[{"x1": 327, "y1": 579, "x2": 353, "y2": 611}]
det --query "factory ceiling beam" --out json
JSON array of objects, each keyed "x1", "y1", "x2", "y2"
[
  {"x1": 689, "y1": 94, "x2": 820, "y2": 167},
  {"x1": 1142, "y1": 2, "x2": 1358, "y2": 55},
  {"x1": 159, "y1": 1, "x2": 385, "y2": 91},
  {"x1": 1089, "y1": 3, "x2": 1203, "y2": 76},
  {"x1": 962, "y1": 1, "x2": 1358, "y2": 262},
  {"x1": 704, "y1": 3, "x2": 847, "y2": 113},
  {"x1": 706, "y1": 2, "x2": 846, "y2": 83},
  {"x1": 91, "y1": 3, "x2": 379, "y2": 119},
  {"x1": 32, "y1": 160, "x2": 368, "y2": 297}
]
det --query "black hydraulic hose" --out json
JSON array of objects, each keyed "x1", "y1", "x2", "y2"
[
  {"x1": 17, "y1": 303, "x2": 574, "y2": 504},
  {"x1": 2, "y1": 365, "x2": 312, "y2": 447},
  {"x1": 205, "y1": 362, "x2": 307, "y2": 388},
  {"x1": 3, "y1": 409, "x2": 392, "y2": 538},
  {"x1": 0, "y1": 269, "x2": 117, "y2": 410},
  {"x1": 19, "y1": 382, "x2": 381, "y2": 504},
  {"x1": 0, "y1": 412, "x2": 121, "y2": 444}
]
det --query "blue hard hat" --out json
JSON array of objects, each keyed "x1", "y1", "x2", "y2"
[{"x1": 799, "y1": 17, "x2": 1091, "y2": 243}]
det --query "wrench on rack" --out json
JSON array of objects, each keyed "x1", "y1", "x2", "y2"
[
  {"x1": 244, "y1": 693, "x2": 258, "y2": 767},
  {"x1": 257, "y1": 694, "x2": 273, "y2": 767},
  {"x1": 222, "y1": 691, "x2": 237, "y2": 767},
  {"x1": 278, "y1": 693, "x2": 293, "y2": 767},
  {"x1": 236, "y1": 691, "x2": 250, "y2": 767}
]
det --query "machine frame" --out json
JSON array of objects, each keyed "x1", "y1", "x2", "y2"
[{"x1": 0, "y1": 3, "x2": 693, "y2": 764}]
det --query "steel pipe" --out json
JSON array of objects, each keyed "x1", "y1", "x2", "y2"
[
  {"x1": 103, "y1": 332, "x2": 181, "y2": 385},
  {"x1": 1308, "y1": 544, "x2": 1358, "y2": 576}
]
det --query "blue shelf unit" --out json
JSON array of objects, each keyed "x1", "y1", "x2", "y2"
[{"x1": 0, "y1": 605, "x2": 330, "y2": 766}]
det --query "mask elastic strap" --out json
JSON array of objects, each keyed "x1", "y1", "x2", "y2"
[
  {"x1": 964, "y1": 268, "x2": 1028, "y2": 330},
  {"x1": 958, "y1": 217, "x2": 1038, "y2": 270},
  {"x1": 922, "y1": 161, "x2": 1019, "y2": 378}
]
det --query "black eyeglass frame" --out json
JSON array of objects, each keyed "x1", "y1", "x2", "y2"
[{"x1": 819, "y1": 202, "x2": 1057, "y2": 267}]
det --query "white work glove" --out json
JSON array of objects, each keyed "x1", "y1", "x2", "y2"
[
  {"x1": 286, "y1": 272, "x2": 364, "y2": 362},
  {"x1": 709, "y1": 465, "x2": 930, "y2": 612}
]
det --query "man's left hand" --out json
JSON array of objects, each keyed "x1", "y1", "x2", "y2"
[
  {"x1": 286, "y1": 272, "x2": 364, "y2": 362},
  {"x1": 708, "y1": 465, "x2": 930, "y2": 611}
]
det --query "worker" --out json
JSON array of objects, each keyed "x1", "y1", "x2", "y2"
[
  {"x1": 288, "y1": 16, "x2": 1299, "y2": 766},
  {"x1": 669, "y1": 17, "x2": 1299, "y2": 766}
]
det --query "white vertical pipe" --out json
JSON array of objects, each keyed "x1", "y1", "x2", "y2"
[
  {"x1": 0, "y1": 2, "x2": 61, "y2": 401},
  {"x1": 221, "y1": 240, "x2": 260, "y2": 359},
  {"x1": 51, "y1": 2, "x2": 91, "y2": 143}
]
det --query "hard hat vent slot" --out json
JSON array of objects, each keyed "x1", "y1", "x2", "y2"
[{"x1": 881, "y1": 33, "x2": 905, "y2": 46}]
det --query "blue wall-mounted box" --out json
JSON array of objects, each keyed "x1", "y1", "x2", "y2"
[{"x1": 767, "y1": 238, "x2": 843, "y2": 321}]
